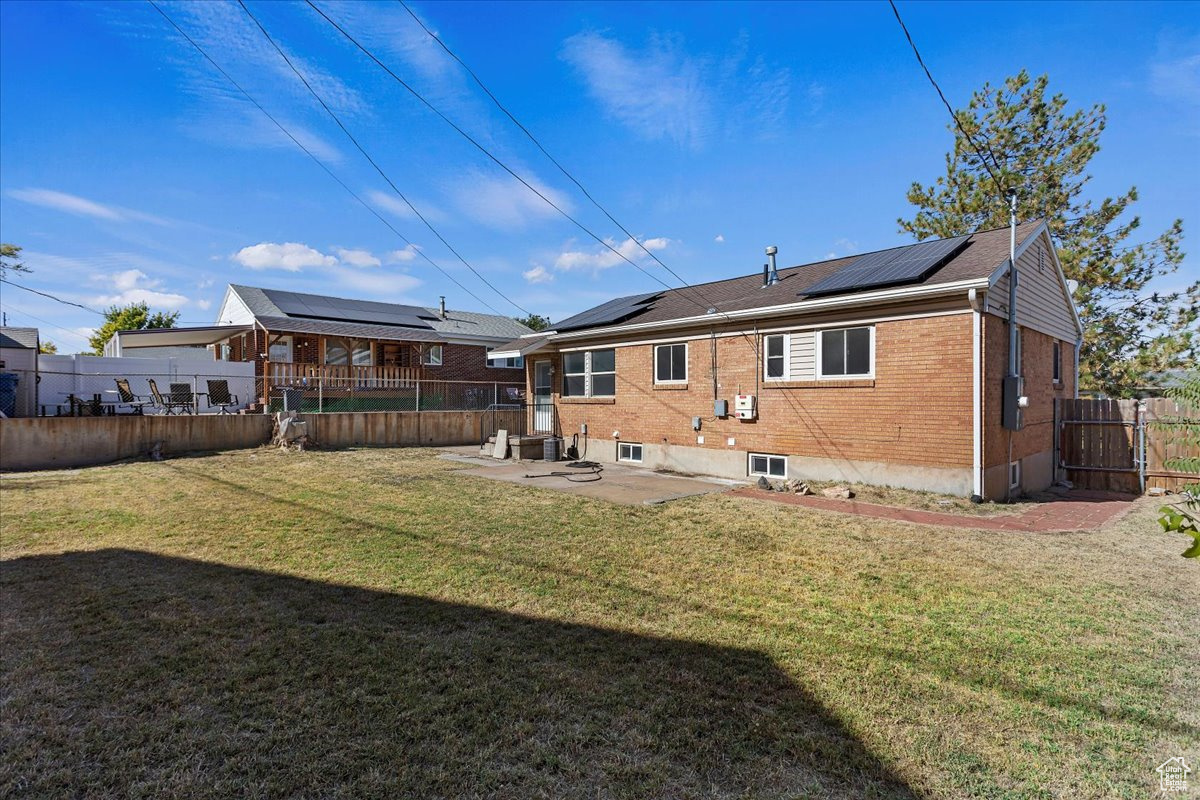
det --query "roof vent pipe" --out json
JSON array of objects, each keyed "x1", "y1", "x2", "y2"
[
  {"x1": 439, "y1": 296, "x2": 446, "y2": 319},
  {"x1": 765, "y1": 246, "x2": 779, "y2": 286}
]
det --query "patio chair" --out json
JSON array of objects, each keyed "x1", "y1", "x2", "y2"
[
  {"x1": 170, "y1": 383, "x2": 196, "y2": 415},
  {"x1": 114, "y1": 378, "x2": 151, "y2": 415},
  {"x1": 205, "y1": 379, "x2": 240, "y2": 415},
  {"x1": 147, "y1": 379, "x2": 193, "y2": 415}
]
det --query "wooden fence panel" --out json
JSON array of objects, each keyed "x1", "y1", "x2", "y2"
[
  {"x1": 1057, "y1": 397, "x2": 1198, "y2": 494},
  {"x1": 1143, "y1": 398, "x2": 1196, "y2": 493}
]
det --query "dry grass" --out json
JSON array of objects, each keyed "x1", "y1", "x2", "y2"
[{"x1": 2, "y1": 447, "x2": 1196, "y2": 799}]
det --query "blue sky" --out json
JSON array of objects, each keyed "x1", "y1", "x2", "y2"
[{"x1": 1, "y1": 0, "x2": 1196, "y2": 352}]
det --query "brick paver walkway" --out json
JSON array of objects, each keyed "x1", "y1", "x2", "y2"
[{"x1": 731, "y1": 487, "x2": 1136, "y2": 532}]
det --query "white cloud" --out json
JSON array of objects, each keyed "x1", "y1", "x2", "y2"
[
  {"x1": 449, "y1": 171, "x2": 571, "y2": 230},
  {"x1": 554, "y1": 236, "x2": 670, "y2": 274},
  {"x1": 233, "y1": 242, "x2": 336, "y2": 271},
  {"x1": 196, "y1": 299, "x2": 213, "y2": 311},
  {"x1": 561, "y1": 30, "x2": 797, "y2": 150},
  {"x1": 523, "y1": 265, "x2": 554, "y2": 284},
  {"x1": 369, "y1": 190, "x2": 417, "y2": 220},
  {"x1": 89, "y1": 269, "x2": 190, "y2": 310},
  {"x1": 334, "y1": 247, "x2": 382, "y2": 268},
  {"x1": 1150, "y1": 35, "x2": 1200, "y2": 134},
  {"x1": 326, "y1": 267, "x2": 422, "y2": 300},
  {"x1": 561, "y1": 31, "x2": 712, "y2": 151},
  {"x1": 386, "y1": 244, "x2": 421, "y2": 263},
  {"x1": 714, "y1": 234, "x2": 725, "y2": 243},
  {"x1": 7, "y1": 188, "x2": 169, "y2": 225}
]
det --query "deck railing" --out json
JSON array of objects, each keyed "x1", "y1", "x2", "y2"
[{"x1": 265, "y1": 362, "x2": 423, "y2": 388}]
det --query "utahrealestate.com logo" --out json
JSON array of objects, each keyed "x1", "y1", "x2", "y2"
[{"x1": 1157, "y1": 757, "x2": 1192, "y2": 793}]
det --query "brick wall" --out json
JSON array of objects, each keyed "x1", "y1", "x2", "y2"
[
  {"x1": 536, "y1": 313, "x2": 975, "y2": 472},
  {"x1": 422, "y1": 343, "x2": 525, "y2": 384},
  {"x1": 981, "y1": 314, "x2": 1075, "y2": 468}
]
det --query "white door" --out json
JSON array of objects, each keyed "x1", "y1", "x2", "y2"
[{"x1": 533, "y1": 360, "x2": 554, "y2": 433}]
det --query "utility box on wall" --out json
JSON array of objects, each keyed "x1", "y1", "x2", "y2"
[
  {"x1": 735, "y1": 394, "x2": 757, "y2": 420},
  {"x1": 1002, "y1": 376, "x2": 1026, "y2": 431},
  {"x1": 714, "y1": 398, "x2": 728, "y2": 418}
]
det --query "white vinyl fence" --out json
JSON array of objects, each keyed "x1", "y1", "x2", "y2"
[{"x1": 23, "y1": 354, "x2": 256, "y2": 416}]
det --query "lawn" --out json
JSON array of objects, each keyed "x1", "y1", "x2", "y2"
[{"x1": 1, "y1": 447, "x2": 1196, "y2": 799}]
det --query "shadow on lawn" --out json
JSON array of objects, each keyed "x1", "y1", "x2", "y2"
[{"x1": 1, "y1": 549, "x2": 917, "y2": 799}]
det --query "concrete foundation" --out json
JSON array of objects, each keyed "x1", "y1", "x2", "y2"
[
  {"x1": 578, "y1": 438, "x2": 973, "y2": 496},
  {"x1": 983, "y1": 448, "x2": 1055, "y2": 499}
]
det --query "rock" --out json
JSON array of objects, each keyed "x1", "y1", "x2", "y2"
[
  {"x1": 756, "y1": 476, "x2": 771, "y2": 490},
  {"x1": 773, "y1": 481, "x2": 789, "y2": 493},
  {"x1": 821, "y1": 486, "x2": 854, "y2": 500},
  {"x1": 787, "y1": 479, "x2": 813, "y2": 495}
]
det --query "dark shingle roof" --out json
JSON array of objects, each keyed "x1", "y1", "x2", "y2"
[
  {"x1": 550, "y1": 222, "x2": 1042, "y2": 335},
  {"x1": 229, "y1": 285, "x2": 531, "y2": 342},
  {"x1": 0, "y1": 327, "x2": 39, "y2": 349}
]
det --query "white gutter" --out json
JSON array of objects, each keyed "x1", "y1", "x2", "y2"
[{"x1": 547, "y1": 277, "x2": 989, "y2": 343}]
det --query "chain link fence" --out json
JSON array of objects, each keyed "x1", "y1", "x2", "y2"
[
  {"x1": 263, "y1": 377, "x2": 524, "y2": 414},
  {"x1": 12, "y1": 368, "x2": 525, "y2": 417}
]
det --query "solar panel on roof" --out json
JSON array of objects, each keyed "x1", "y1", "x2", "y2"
[
  {"x1": 801, "y1": 235, "x2": 971, "y2": 297},
  {"x1": 266, "y1": 289, "x2": 437, "y2": 329},
  {"x1": 555, "y1": 291, "x2": 660, "y2": 331}
]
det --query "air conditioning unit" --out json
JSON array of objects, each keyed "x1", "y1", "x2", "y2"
[{"x1": 735, "y1": 394, "x2": 757, "y2": 420}]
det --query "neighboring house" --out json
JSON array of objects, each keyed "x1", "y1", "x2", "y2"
[
  {"x1": 491, "y1": 221, "x2": 1082, "y2": 500},
  {"x1": 108, "y1": 285, "x2": 532, "y2": 406},
  {"x1": 0, "y1": 326, "x2": 39, "y2": 417}
]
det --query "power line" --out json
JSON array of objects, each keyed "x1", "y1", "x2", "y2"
[
  {"x1": 887, "y1": 1, "x2": 1008, "y2": 199},
  {"x1": 0, "y1": 303, "x2": 94, "y2": 345},
  {"x1": 0, "y1": 279, "x2": 104, "y2": 315},
  {"x1": 306, "y1": 0, "x2": 713, "y2": 313},
  {"x1": 394, "y1": 0, "x2": 715, "y2": 313},
  {"x1": 145, "y1": 0, "x2": 505, "y2": 317},
  {"x1": 238, "y1": 0, "x2": 532, "y2": 317}
]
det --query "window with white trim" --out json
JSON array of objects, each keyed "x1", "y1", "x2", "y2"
[
  {"x1": 423, "y1": 344, "x2": 444, "y2": 366},
  {"x1": 764, "y1": 334, "x2": 788, "y2": 380},
  {"x1": 748, "y1": 453, "x2": 787, "y2": 478},
  {"x1": 1052, "y1": 341, "x2": 1062, "y2": 383},
  {"x1": 562, "y1": 349, "x2": 616, "y2": 397},
  {"x1": 486, "y1": 348, "x2": 523, "y2": 368},
  {"x1": 818, "y1": 326, "x2": 873, "y2": 378},
  {"x1": 1009, "y1": 460, "x2": 1021, "y2": 490},
  {"x1": 654, "y1": 343, "x2": 687, "y2": 383},
  {"x1": 617, "y1": 442, "x2": 643, "y2": 463}
]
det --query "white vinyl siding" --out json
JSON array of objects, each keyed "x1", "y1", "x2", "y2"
[
  {"x1": 788, "y1": 330, "x2": 816, "y2": 380},
  {"x1": 990, "y1": 232, "x2": 1079, "y2": 343}
]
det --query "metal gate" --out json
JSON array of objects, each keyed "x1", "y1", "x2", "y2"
[{"x1": 1056, "y1": 398, "x2": 1146, "y2": 493}]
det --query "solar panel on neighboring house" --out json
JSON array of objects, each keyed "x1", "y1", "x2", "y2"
[
  {"x1": 264, "y1": 289, "x2": 438, "y2": 329},
  {"x1": 554, "y1": 291, "x2": 661, "y2": 332},
  {"x1": 801, "y1": 234, "x2": 972, "y2": 297}
]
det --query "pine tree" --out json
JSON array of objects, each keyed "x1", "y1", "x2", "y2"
[{"x1": 900, "y1": 70, "x2": 1197, "y2": 396}]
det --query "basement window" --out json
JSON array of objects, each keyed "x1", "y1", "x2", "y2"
[
  {"x1": 818, "y1": 326, "x2": 873, "y2": 378},
  {"x1": 618, "y1": 442, "x2": 643, "y2": 463},
  {"x1": 654, "y1": 343, "x2": 688, "y2": 383},
  {"x1": 764, "y1": 334, "x2": 789, "y2": 380},
  {"x1": 749, "y1": 453, "x2": 787, "y2": 478},
  {"x1": 1009, "y1": 461, "x2": 1021, "y2": 490},
  {"x1": 1053, "y1": 341, "x2": 1062, "y2": 384}
]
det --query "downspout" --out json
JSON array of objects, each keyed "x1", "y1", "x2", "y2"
[
  {"x1": 969, "y1": 288, "x2": 983, "y2": 500},
  {"x1": 1005, "y1": 190, "x2": 1019, "y2": 502}
]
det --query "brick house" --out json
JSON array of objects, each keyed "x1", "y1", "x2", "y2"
[
  {"x1": 490, "y1": 221, "x2": 1081, "y2": 500},
  {"x1": 107, "y1": 284, "x2": 531, "y2": 406}
]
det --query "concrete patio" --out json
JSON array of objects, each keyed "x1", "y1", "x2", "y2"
[{"x1": 439, "y1": 448, "x2": 742, "y2": 506}]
